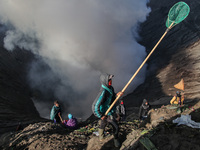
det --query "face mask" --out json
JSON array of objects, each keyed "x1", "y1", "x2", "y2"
[{"x1": 108, "y1": 79, "x2": 112, "y2": 86}]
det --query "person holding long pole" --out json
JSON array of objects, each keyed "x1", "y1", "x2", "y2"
[
  {"x1": 92, "y1": 1, "x2": 190, "y2": 148},
  {"x1": 92, "y1": 73, "x2": 123, "y2": 147},
  {"x1": 104, "y1": 1, "x2": 190, "y2": 118}
]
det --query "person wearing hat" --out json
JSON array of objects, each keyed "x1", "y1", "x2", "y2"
[
  {"x1": 63, "y1": 114, "x2": 78, "y2": 129},
  {"x1": 92, "y1": 73, "x2": 123, "y2": 147},
  {"x1": 139, "y1": 99, "x2": 151, "y2": 121}
]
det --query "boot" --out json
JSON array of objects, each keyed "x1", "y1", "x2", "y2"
[
  {"x1": 114, "y1": 138, "x2": 120, "y2": 147},
  {"x1": 98, "y1": 128, "x2": 104, "y2": 141}
]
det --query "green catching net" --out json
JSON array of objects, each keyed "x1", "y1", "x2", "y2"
[{"x1": 166, "y1": 1, "x2": 190, "y2": 28}]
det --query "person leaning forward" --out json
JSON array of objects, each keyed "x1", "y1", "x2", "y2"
[
  {"x1": 50, "y1": 100, "x2": 63, "y2": 123},
  {"x1": 92, "y1": 73, "x2": 123, "y2": 148}
]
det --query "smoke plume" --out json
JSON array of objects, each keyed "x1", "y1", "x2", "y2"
[{"x1": 0, "y1": 0, "x2": 150, "y2": 119}]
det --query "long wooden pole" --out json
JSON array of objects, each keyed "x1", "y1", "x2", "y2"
[{"x1": 105, "y1": 22, "x2": 174, "y2": 116}]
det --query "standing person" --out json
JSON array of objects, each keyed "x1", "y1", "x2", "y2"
[
  {"x1": 92, "y1": 73, "x2": 123, "y2": 147},
  {"x1": 116, "y1": 100, "x2": 126, "y2": 122},
  {"x1": 139, "y1": 99, "x2": 151, "y2": 121},
  {"x1": 63, "y1": 114, "x2": 78, "y2": 129},
  {"x1": 50, "y1": 100, "x2": 63, "y2": 123}
]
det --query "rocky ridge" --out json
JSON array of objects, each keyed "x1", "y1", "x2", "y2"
[{"x1": 1, "y1": 98, "x2": 200, "y2": 150}]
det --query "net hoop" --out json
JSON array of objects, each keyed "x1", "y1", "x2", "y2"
[{"x1": 166, "y1": 1, "x2": 190, "y2": 28}]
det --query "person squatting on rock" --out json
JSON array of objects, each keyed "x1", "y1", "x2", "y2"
[
  {"x1": 63, "y1": 114, "x2": 78, "y2": 129},
  {"x1": 139, "y1": 99, "x2": 151, "y2": 121},
  {"x1": 92, "y1": 73, "x2": 123, "y2": 147},
  {"x1": 50, "y1": 100, "x2": 63, "y2": 123},
  {"x1": 170, "y1": 91, "x2": 184, "y2": 106}
]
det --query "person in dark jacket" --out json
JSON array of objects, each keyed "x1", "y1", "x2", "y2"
[
  {"x1": 116, "y1": 100, "x2": 126, "y2": 121},
  {"x1": 63, "y1": 114, "x2": 78, "y2": 129},
  {"x1": 139, "y1": 99, "x2": 151, "y2": 120},
  {"x1": 50, "y1": 100, "x2": 63, "y2": 123},
  {"x1": 92, "y1": 73, "x2": 123, "y2": 147}
]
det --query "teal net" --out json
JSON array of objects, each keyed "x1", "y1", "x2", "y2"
[{"x1": 166, "y1": 1, "x2": 190, "y2": 28}]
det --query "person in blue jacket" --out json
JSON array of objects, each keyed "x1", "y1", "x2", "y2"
[
  {"x1": 92, "y1": 73, "x2": 123, "y2": 147},
  {"x1": 50, "y1": 100, "x2": 63, "y2": 123}
]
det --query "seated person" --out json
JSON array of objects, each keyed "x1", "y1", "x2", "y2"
[
  {"x1": 170, "y1": 91, "x2": 184, "y2": 105},
  {"x1": 139, "y1": 99, "x2": 151, "y2": 120},
  {"x1": 63, "y1": 114, "x2": 78, "y2": 129}
]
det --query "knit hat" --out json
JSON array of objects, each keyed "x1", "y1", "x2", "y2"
[{"x1": 68, "y1": 114, "x2": 73, "y2": 119}]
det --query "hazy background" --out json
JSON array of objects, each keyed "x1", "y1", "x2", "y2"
[{"x1": 0, "y1": 0, "x2": 151, "y2": 120}]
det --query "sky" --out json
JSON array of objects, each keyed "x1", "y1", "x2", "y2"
[{"x1": 0, "y1": 0, "x2": 151, "y2": 119}]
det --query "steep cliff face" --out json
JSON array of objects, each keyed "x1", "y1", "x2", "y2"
[
  {"x1": 125, "y1": 0, "x2": 200, "y2": 107},
  {"x1": 0, "y1": 33, "x2": 41, "y2": 134}
]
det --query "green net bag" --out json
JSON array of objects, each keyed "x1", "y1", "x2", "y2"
[{"x1": 166, "y1": 1, "x2": 190, "y2": 28}]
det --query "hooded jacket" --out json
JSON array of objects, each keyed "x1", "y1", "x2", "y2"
[
  {"x1": 139, "y1": 99, "x2": 151, "y2": 118},
  {"x1": 92, "y1": 73, "x2": 116, "y2": 118}
]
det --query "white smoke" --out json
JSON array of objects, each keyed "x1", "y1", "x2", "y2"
[{"x1": 0, "y1": 0, "x2": 151, "y2": 119}]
